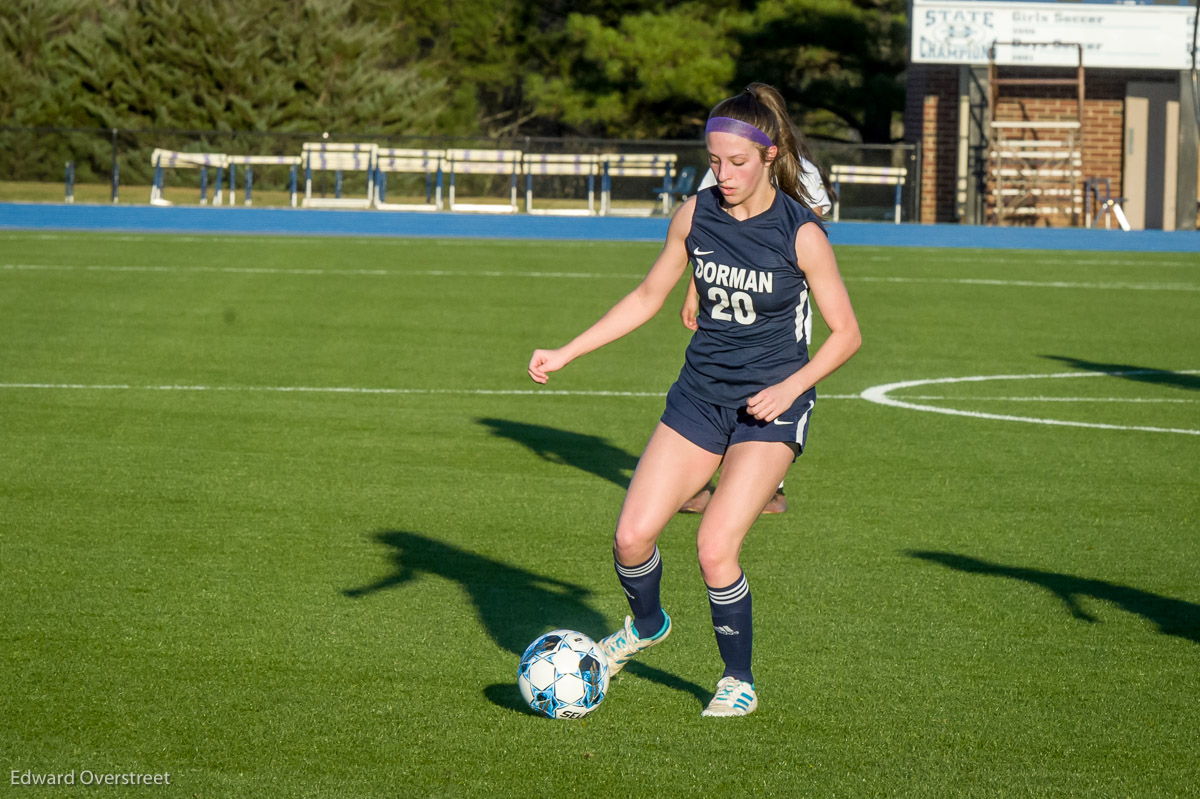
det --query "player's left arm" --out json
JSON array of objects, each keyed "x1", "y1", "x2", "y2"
[{"x1": 745, "y1": 222, "x2": 861, "y2": 422}]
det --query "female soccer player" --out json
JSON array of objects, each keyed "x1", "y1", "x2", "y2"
[
  {"x1": 678, "y1": 152, "x2": 835, "y2": 516},
  {"x1": 527, "y1": 83, "x2": 860, "y2": 717}
]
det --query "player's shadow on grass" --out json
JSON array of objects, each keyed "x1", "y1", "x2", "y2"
[
  {"x1": 477, "y1": 417, "x2": 638, "y2": 489},
  {"x1": 343, "y1": 530, "x2": 707, "y2": 711},
  {"x1": 909, "y1": 551, "x2": 1200, "y2": 645},
  {"x1": 344, "y1": 531, "x2": 605, "y2": 650},
  {"x1": 1043, "y1": 356, "x2": 1200, "y2": 392}
]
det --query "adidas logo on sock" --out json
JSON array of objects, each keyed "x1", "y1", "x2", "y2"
[{"x1": 713, "y1": 625, "x2": 739, "y2": 636}]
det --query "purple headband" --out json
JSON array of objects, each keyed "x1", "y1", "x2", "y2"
[{"x1": 705, "y1": 116, "x2": 774, "y2": 148}]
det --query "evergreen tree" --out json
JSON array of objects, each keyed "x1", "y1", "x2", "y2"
[
  {"x1": 1, "y1": 0, "x2": 461, "y2": 180},
  {"x1": 523, "y1": 4, "x2": 743, "y2": 139},
  {"x1": 736, "y1": 0, "x2": 907, "y2": 142},
  {"x1": 1, "y1": 0, "x2": 910, "y2": 181}
]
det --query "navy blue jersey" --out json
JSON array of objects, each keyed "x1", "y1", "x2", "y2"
[{"x1": 678, "y1": 186, "x2": 825, "y2": 409}]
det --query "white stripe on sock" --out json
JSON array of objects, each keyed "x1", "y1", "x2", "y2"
[
  {"x1": 615, "y1": 547, "x2": 661, "y2": 579},
  {"x1": 707, "y1": 574, "x2": 749, "y2": 605}
]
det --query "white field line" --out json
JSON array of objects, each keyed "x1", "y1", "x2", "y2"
[
  {"x1": 0, "y1": 263, "x2": 643, "y2": 280},
  {"x1": 3, "y1": 261, "x2": 1197, "y2": 291},
  {"x1": 4, "y1": 381, "x2": 1191, "y2": 405},
  {"x1": 5, "y1": 233, "x2": 1198, "y2": 264},
  {"x1": 0, "y1": 232, "x2": 611, "y2": 248},
  {"x1": 861, "y1": 370, "x2": 1200, "y2": 436},
  {"x1": 0, "y1": 381, "x2": 1192, "y2": 408},
  {"x1": 0, "y1": 383, "x2": 856, "y2": 399},
  {"x1": 4, "y1": 234, "x2": 1197, "y2": 273},
  {"x1": 0, "y1": 383, "x2": 666, "y2": 398},
  {"x1": 860, "y1": 253, "x2": 1199, "y2": 268},
  {"x1": 849, "y1": 275, "x2": 1200, "y2": 292},
  {"x1": 4, "y1": 378, "x2": 1196, "y2": 435},
  {"x1": 0, "y1": 382, "x2": 866, "y2": 400}
]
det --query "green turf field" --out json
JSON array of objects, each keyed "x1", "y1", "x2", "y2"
[{"x1": 2, "y1": 230, "x2": 1197, "y2": 797}]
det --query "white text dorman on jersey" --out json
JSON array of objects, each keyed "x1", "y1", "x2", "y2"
[{"x1": 692, "y1": 247, "x2": 774, "y2": 295}]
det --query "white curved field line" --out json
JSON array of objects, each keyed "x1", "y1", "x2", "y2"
[{"x1": 860, "y1": 370, "x2": 1200, "y2": 436}]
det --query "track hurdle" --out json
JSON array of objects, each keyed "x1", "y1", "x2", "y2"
[
  {"x1": 224, "y1": 155, "x2": 302, "y2": 207},
  {"x1": 522, "y1": 154, "x2": 601, "y2": 216},
  {"x1": 149, "y1": 149, "x2": 229, "y2": 206},
  {"x1": 445, "y1": 149, "x2": 523, "y2": 213},
  {"x1": 302, "y1": 142, "x2": 377, "y2": 209},
  {"x1": 830, "y1": 165, "x2": 908, "y2": 224},
  {"x1": 599, "y1": 153, "x2": 677, "y2": 216},
  {"x1": 374, "y1": 148, "x2": 444, "y2": 211}
]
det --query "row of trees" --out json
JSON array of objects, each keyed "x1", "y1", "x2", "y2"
[{"x1": 1, "y1": 0, "x2": 906, "y2": 147}]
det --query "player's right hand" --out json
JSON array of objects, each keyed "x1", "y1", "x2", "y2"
[{"x1": 528, "y1": 348, "x2": 567, "y2": 384}]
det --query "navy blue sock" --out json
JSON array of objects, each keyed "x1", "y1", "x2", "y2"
[
  {"x1": 707, "y1": 572, "x2": 753, "y2": 683},
  {"x1": 614, "y1": 547, "x2": 666, "y2": 638}
]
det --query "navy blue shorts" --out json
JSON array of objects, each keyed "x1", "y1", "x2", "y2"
[{"x1": 660, "y1": 382, "x2": 814, "y2": 459}]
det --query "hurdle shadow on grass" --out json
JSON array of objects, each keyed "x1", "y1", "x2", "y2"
[
  {"x1": 343, "y1": 531, "x2": 706, "y2": 710},
  {"x1": 1042, "y1": 356, "x2": 1200, "y2": 392},
  {"x1": 909, "y1": 551, "x2": 1200, "y2": 645},
  {"x1": 477, "y1": 417, "x2": 638, "y2": 489}
]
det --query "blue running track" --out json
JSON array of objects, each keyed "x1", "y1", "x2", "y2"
[{"x1": 1, "y1": 202, "x2": 1197, "y2": 252}]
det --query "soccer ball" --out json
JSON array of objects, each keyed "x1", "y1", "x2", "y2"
[{"x1": 517, "y1": 629, "x2": 610, "y2": 719}]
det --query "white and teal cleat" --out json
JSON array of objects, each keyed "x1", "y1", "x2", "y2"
[
  {"x1": 599, "y1": 612, "x2": 672, "y2": 675},
  {"x1": 701, "y1": 676, "x2": 758, "y2": 717}
]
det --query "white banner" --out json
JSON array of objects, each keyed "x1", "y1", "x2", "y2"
[{"x1": 911, "y1": 0, "x2": 1197, "y2": 69}]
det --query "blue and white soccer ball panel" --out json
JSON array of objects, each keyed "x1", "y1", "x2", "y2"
[
  {"x1": 522, "y1": 657, "x2": 557, "y2": 692},
  {"x1": 517, "y1": 629, "x2": 610, "y2": 720}
]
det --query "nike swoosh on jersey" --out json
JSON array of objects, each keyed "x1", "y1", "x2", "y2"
[
  {"x1": 772, "y1": 419, "x2": 795, "y2": 425},
  {"x1": 693, "y1": 247, "x2": 714, "y2": 256}
]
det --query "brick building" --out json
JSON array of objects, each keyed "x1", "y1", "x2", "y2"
[{"x1": 905, "y1": 0, "x2": 1199, "y2": 230}]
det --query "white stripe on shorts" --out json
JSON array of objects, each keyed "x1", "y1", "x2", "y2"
[{"x1": 795, "y1": 405, "x2": 812, "y2": 449}]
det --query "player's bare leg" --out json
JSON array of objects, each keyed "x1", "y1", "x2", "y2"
[
  {"x1": 614, "y1": 422, "x2": 721, "y2": 566},
  {"x1": 601, "y1": 423, "x2": 721, "y2": 673},
  {"x1": 696, "y1": 441, "x2": 792, "y2": 716}
]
